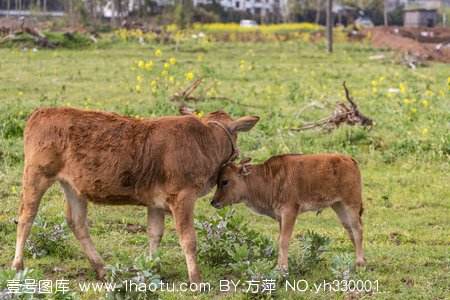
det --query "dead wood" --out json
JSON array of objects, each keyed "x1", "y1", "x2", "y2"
[
  {"x1": 0, "y1": 25, "x2": 55, "y2": 48},
  {"x1": 171, "y1": 78, "x2": 264, "y2": 109},
  {"x1": 291, "y1": 82, "x2": 374, "y2": 132}
]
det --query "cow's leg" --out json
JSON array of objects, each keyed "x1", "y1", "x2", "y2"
[
  {"x1": 332, "y1": 202, "x2": 356, "y2": 246},
  {"x1": 333, "y1": 202, "x2": 365, "y2": 266},
  {"x1": 277, "y1": 208, "x2": 297, "y2": 272},
  {"x1": 12, "y1": 167, "x2": 54, "y2": 271},
  {"x1": 60, "y1": 182, "x2": 105, "y2": 279},
  {"x1": 169, "y1": 190, "x2": 200, "y2": 283},
  {"x1": 147, "y1": 206, "x2": 165, "y2": 257}
]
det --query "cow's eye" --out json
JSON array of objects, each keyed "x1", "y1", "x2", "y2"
[{"x1": 221, "y1": 180, "x2": 229, "y2": 187}]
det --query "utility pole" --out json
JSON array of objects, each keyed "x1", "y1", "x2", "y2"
[
  {"x1": 6, "y1": 0, "x2": 11, "y2": 18},
  {"x1": 384, "y1": 0, "x2": 388, "y2": 26},
  {"x1": 326, "y1": 0, "x2": 333, "y2": 53}
]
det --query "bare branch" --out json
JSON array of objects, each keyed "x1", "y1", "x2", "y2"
[
  {"x1": 290, "y1": 83, "x2": 374, "y2": 132},
  {"x1": 343, "y1": 81, "x2": 357, "y2": 108}
]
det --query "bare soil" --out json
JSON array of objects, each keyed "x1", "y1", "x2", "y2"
[{"x1": 365, "y1": 26, "x2": 450, "y2": 63}]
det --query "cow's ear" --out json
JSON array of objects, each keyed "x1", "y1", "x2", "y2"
[{"x1": 229, "y1": 116, "x2": 260, "y2": 132}]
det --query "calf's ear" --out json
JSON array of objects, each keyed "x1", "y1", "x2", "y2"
[{"x1": 229, "y1": 116, "x2": 260, "y2": 132}]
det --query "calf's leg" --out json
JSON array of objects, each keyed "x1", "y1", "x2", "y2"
[
  {"x1": 277, "y1": 208, "x2": 297, "y2": 272},
  {"x1": 147, "y1": 207, "x2": 165, "y2": 257},
  {"x1": 12, "y1": 167, "x2": 54, "y2": 271},
  {"x1": 61, "y1": 182, "x2": 105, "y2": 279},
  {"x1": 168, "y1": 189, "x2": 200, "y2": 283},
  {"x1": 332, "y1": 202, "x2": 356, "y2": 246},
  {"x1": 332, "y1": 202, "x2": 365, "y2": 266}
]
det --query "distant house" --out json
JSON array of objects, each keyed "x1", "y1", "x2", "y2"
[{"x1": 404, "y1": 8, "x2": 438, "y2": 27}]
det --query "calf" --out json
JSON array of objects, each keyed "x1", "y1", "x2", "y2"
[
  {"x1": 211, "y1": 154, "x2": 365, "y2": 270},
  {"x1": 12, "y1": 107, "x2": 259, "y2": 283}
]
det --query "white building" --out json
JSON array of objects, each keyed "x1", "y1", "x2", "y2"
[{"x1": 193, "y1": 0, "x2": 288, "y2": 19}]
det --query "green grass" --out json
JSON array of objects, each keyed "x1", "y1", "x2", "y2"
[{"x1": 0, "y1": 38, "x2": 449, "y2": 299}]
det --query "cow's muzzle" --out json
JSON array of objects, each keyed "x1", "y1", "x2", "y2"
[{"x1": 210, "y1": 199, "x2": 224, "y2": 209}]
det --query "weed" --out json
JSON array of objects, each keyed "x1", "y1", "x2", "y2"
[
  {"x1": 26, "y1": 216, "x2": 74, "y2": 259},
  {"x1": 105, "y1": 255, "x2": 161, "y2": 300},
  {"x1": 196, "y1": 208, "x2": 275, "y2": 276},
  {"x1": 330, "y1": 253, "x2": 354, "y2": 280},
  {"x1": 289, "y1": 230, "x2": 331, "y2": 275}
]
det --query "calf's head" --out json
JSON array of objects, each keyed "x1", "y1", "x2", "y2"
[{"x1": 211, "y1": 159, "x2": 252, "y2": 209}]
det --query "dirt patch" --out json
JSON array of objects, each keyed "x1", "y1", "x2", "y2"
[{"x1": 364, "y1": 26, "x2": 450, "y2": 63}]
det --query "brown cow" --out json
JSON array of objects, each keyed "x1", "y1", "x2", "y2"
[
  {"x1": 12, "y1": 107, "x2": 259, "y2": 283},
  {"x1": 211, "y1": 154, "x2": 365, "y2": 271}
]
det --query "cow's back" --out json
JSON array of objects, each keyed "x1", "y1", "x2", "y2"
[
  {"x1": 266, "y1": 154, "x2": 361, "y2": 208},
  {"x1": 23, "y1": 107, "x2": 215, "y2": 204}
]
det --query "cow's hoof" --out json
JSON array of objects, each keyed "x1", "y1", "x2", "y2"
[
  {"x1": 95, "y1": 267, "x2": 106, "y2": 280},
  {"x1": 275, "y1": 265, "x2": 289, "y2": 277},
  {"x1": 189, "y1": 274, "x2": 202, "y2": 285},
  {"x1": 356, "y1": 258, "x2": 366, "y2": 267},
  {"x1": 11, "y1": 260, "x2": 24, "y2": 271}
]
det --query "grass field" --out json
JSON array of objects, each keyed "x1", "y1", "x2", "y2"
[{"x1": 0, "y1": 37, "x2": 449, "y2": 299}]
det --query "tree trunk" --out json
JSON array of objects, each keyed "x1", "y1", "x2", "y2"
[
  {"x1": 90, "y1": 0, "x2": 97, "y2": 24},
  {"x1": 315, "y1": 0, "x2": 321, "y2": 24},
  {"x1": 384, "y1": 0, "x2": 388, "y2": 26},
  {"x1": 6, "y1": 0, "x2": 11, "y2": 18},
  {"x1": 111, "y1": 0, "x2": 117, "y2": 27},
  {"x1": 326, "y1": 0, "x2": 333, "y2": 53},
  {"x1": 43, "y1": 0, "x2": 46, "y2": 11}
]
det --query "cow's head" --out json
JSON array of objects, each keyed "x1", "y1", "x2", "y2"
[
  {"x1": 180, "y1": 107, "x2": 260, "y2": 134},
  {"x1": 211, "y1": 158, "x2": 252, "y2": 209}
]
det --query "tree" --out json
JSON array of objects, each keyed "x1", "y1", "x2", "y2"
[
  {"x1": 383, "y1": 0, "x2": 388, "y2": 26},
  {"x1": 315, "y1": 0, "x2": 323, "y2": 24},
  {"x1": 6, "y1": 0, "x2": 11, "y2": 18},
  {"x1": 326, "y1": 0, "x2": 333, "y2": 53}
]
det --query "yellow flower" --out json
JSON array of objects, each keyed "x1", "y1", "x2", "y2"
[
  {"x1": 399, "y1": 83, "x2": 406, "y2": 94},
  {"x1": 421, "y1": 100, "x2": 429, "y2": 108},
  {"x1": 135, "y1": 85, "x2": 141, "y2": 93},
  {"x1": 137, "y1": 60, "x2": 145, "y2": 69},
  {"x1": 421, "y1": 128, "x2": 428, "y2": 136},
  {"x1": 144, "y1": 61, "x2": 153, "y2": 70},
  {"x1": 154, "y1": 49, "x2": 162, "y2": 57},
  {"x1": 185, "y1": 71, "x2": 194, "y2": 81},
  {"x1": 195, "y1": 111, "x2": 204, "y2": 117},
  {"x1": 424, "y1": 90, "x2": 434, "y2": 97},
  {"x1": 161, "y1": 70, "x2": 168, "y2": 77},
  {"x1": 403, "y1": 98, "x2": 411, "y2": 105},
  {"x1": 136, "y1": 75, "x2": 143, "y2": 82},
  {"x1": 168, "y1": 76, "x2": 175, "y2": 83},
  {"x1": 18, "y1": 91, "x2": 23, "y2": 96},
  {"x1": 169, "y1": 57, "x2": 177, "y2": 65},
  {"x1": 150, "y1": 80, "x2": 157, "y2": 88},
  {"x1": 410, "y1": 108, "x2": 417, "y2": 114},
  {"x1": 163, "y1": 63, "x2": 170, "y2": 70},
  {"x1": 371, "y1": 80, "x2": 377, "y2": 86}
]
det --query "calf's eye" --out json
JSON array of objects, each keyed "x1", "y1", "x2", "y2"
[{"x1": 221, "y1": 180, "x2": 229, "y2": 187}]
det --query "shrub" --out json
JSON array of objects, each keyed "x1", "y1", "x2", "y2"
[
  {"x1": 0, "y1": 112, "x2": 26, "y2": 139},
  {"x1": 26, "y1": 216, "x2": 74, "y2": 259},
  {"x1": 105, "y1": 255, "x2": 161, "y2": 300},
  {"x1": 289, "y1": 230, "x2": 331, "y2": 275},
  {"x1": 195, "y1": 208, "x2": 275, "y2": 275},
  {"x1": 330, "y1": 253, "x2": 354, "y2": 280}
]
